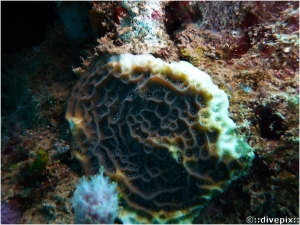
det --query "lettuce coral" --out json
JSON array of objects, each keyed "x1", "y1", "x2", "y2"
[{"x1": 66, "y1": 54, "x2": 254, "y2": 223}]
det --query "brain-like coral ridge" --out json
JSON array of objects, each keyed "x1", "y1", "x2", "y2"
[{"x1": 66, "y1": 54, "x2": 254, "y2": 223}]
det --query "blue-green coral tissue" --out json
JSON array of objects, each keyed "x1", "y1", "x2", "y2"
[{"x1": 66, "y1": 54, "x2": 254, "y2": 223}]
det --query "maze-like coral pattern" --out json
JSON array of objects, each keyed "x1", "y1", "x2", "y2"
[{"x1": 66, "y1": 54, "x2": 253, "y2": 223}]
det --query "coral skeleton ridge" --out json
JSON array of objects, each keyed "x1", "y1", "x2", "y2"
[{"x1": 66, "y1": 54, "x2": 254, "y2": 223}]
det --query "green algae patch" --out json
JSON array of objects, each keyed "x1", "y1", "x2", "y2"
[
  {"x1": 28, "y1": 148, "x2": 49, "y2": 175},
  {"x1": 180, "y1": 47, "x2": 206, "y2": 66},
  {"x1": 9, "y1": 162, "x2": 20, "y2": 170},
  {"x1": 194, "y1": 47, "x2": 205, "y2": 58}
]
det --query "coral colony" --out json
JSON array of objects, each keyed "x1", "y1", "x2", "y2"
[
  {"x1": 71, "y1": 167, "x2": 119, "y2": 224},
  {"x1": 66, "y1": 54, "x2": 254, "y2": 223}
]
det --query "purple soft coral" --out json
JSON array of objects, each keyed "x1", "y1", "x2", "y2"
[{"x1": 1, "y1": 201, "x2": 22, "y2": 224}]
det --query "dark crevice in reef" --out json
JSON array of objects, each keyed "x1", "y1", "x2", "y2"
[
  {"x1": 256, "y1": 105, "x2": 287, "y2": 140},
  {"x1": 1, "y1": 1, "x2": 59, "y2": 54},
  {"x1": 163, "y1": 2, "x2": 203, "y2": 35},
  {"x1": 1, "y1": 2, "x2": 93, "y2": 128},
  {"x1": 249, "y1": 151, "x2": 275, "y2": 179}
]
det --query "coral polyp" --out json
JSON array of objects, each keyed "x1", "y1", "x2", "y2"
[{"x1": 66, "y1": 54, "x2": 254, "y2": 223}]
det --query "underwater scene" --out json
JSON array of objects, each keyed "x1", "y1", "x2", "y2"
[{"x1": 1, "y1": 1, "x2": 299, "y2": 224}]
